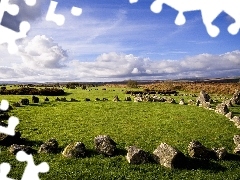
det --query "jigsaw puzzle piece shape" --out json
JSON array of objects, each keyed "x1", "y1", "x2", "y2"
[
  {"x1": 0, "y1": 100, "x2": 9, "y2": 111},
  {"x1": 0, "y1": 116, "x2": 19, "y2": 136},
  {"x1": 46, "y1": 0, "x2": 65, "y2": 26},
  {"x1": 223, "y1": 0, "x2": 240, "y2": 35},
  {"x1": 71, "y1": 6, "x2": 82, "y2": 16},
  {"x1": 0, "y1": 163, "x2": 15, "y2": 180},
  {"x1": 24, "y1": 0, "x2": 37, "y2": 6},
  {"x1": 129, "y1": 0, "x2": 138, "y2": 4},
  {"x1": 0, "y1": 20, "x2": 30, "y2": 54},
  {"x1": 16, "y1": 151, "x2": 49, "y2": 180}
]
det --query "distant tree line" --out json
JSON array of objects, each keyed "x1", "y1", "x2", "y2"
[{"x1": 0, "y1": 87, "x2": 65, "y2": 96}]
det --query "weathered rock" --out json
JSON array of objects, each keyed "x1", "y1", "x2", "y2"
[
  {"x1": 212, "y1": 147, "x2": 227, "y2": 160},
  {"x1": 32, "y1": 96, "x2": 39, "y2": 103},
  {"x1": 230, "y1": 116, "x2": 240, "y2": 127},
  {"x1": 233, "y1": 135, "x2": 240, "y2": 145},
  {"x1": 215, "y1": 103, "x2": 229, "y2": 115},
  {"x1": 9, "y1": 144, "x2": 35, "y2": 155},
  {"x1": 196, "y1": 90, "x2": 211, "y2": 104},
  {"x1": 94, "y1": 135, "x2": 117, "y2": 156},
  {"x1": 225, "y1": 112, "x2": 233, "y2": 119},
  {"x1": 202, "y1": 102, "x2": 211, "y2": 109},
  {"x1": 113, "y1": 95, "x2": 120, "y2": 102},
  {"x1": 153, "y1": 143, "x2": 185, "y2": 169},
  {"x1": 188, "y1": 140, "x2": 215, "y2": 160},
  {"x1": 196, "y1": 100, "x2": 200, "y2": 106},
  {"x1": 126, "y1": 146, "x2": 149, "y2": 164},
  {"x1": 224, "y1": 100, "x2": 233, "y2": 107},
  {"x1": 230, "y1": 89, "x2": 240, "y2": 105},
  {"x1": 134, "y1": 97, "x2": 142, "y2": 102},
  {"x1": 233, "y1": 144, "x2": 240, "y2": 154},
  {"x1": 166, "y1": 98, "x2": 176, "y2": 104},
  {"x1": 62, "y1": 142, "x2": 86, "y2": 158},
  {"x1": 179, "y1": 99, "x2": 185, "y2": 105},
  {"x1": 20, "y1": 98, "x2": 29, "y2": 105},
  {"x1": 125, "y1": 97, "x2": 131, "y2": 101},
  {"x1": 38, "y1": 138, "x2": 59, "y2": 153}
]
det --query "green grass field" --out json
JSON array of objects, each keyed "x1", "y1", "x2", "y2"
[{"x1": 1, "y1": 87, "x2": 240, "y2": 179}]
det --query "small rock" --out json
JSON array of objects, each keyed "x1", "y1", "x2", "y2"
[
  {"x1": 62, "y1": 142, "x2": 86, "y2": 158},
  {"x1": 9, "y1": 144, "x2": 35, "y2": 155},
  {"x1": 212, "y1": 147, "x2": 227, "y2": 160},
  {"x1": 233, "y1": 144, "x2": 240, "y2": 154},
  {"x1": 188, "y1": 140, "x2": 215, "y2": 160},
  {"x1": 94, "y1": 135, "x2": 117, "y2": 156},
  {"x1": 153, "y1": 143, "x2": 185, "y2": 169},
  {"x1": 215, "y1": 103, "x2": 229, "y2": 115},
  {"x1": 225, "y1": 112, "x2": 233, "y2": 119},
  {"x1": 126, "y1": 146, "x2": 149, "y2": 164},
  {"x1": 233, "y1": 135, "x2": 240, "y2": 146},
  {"x1": 38, "y1": 138, "x2": 59, "y2": 153}
]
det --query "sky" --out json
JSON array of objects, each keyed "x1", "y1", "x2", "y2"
[{"x1": 0, "y1": 0, "x2": 240, "y2": 82}]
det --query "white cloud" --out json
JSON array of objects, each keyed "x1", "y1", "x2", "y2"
[
  {"x1": 1, "y1": 34, "x2": 240, "y2": 82},
  {"x1": 18, "y1": 35, "x2": 68, "y2": 69}
]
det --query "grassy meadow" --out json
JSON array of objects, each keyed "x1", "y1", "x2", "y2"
[{"x1": 1, "y1": 86, "x2": 240, "y2": 179}]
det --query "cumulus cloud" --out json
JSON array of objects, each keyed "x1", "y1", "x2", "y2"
[
  {"x1": 1, "y1": 35, "x2": 240, "y2": 82},
  {"x1": 18, "y1": 35, "x2": 68, "y2": 69}
]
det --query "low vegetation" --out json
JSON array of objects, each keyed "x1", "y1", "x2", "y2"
[{"x1": 0, "y1": 84, "x2": 240, "y2": 179}]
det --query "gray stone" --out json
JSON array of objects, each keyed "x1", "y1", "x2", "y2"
[
  {"x1": 153, "y1": 143, "x2": 185, "y2": 169},
  {"x1": 62, "y1": 142, "x2": 86, "y2": 158},
  {"x1": 179, "y1": 99, "x2": 185, "y2": 105},
  {"x1": 94, "y1": 135, "x2": 117, "y2": 156},
  {"x1": 9, "y1": 144, "x2": 35, "y2": 155},
  {"x1": 215, "y1": 103, "x2": 229, "y2": 115},
  {"x1": 233, "y1": 144, "x2": 240, "y2": 154},
  {"x1": 113, "y1": 96, "x2": 120, "y2": 102},
  {"x1": 166, "y1": 98, "x2": 176, "y2": 104},
  {"x1": 233, "y1": 135, "x2": 240, "y2": 145},
  {"x1": 212, "y1": 147, "x2": 227, "y2": 160},
  {"x1": 126, "y1": 146, "x2": 149, "y2": 164},
  {"x1": 230, "y1": 90, "x2": 240, "y2": 105},
  {"x1": 196, "y1": 90, "x2": 211, "y2": 104},
  {"x1": 125, "y1": 97, "x2": 131, "y2": 101},
  {"x1": 38, "y1": 138, "x2": 59, "y2": 153},
  {"x1": 231, "y1": 116, "x2": 240, "y2": 127},
  {"x1": 225, "y1": 112, "x2": 233, "y2": 119},
  {"x1": 188, "y1": 140, "x2": 215, "y2": 160}
]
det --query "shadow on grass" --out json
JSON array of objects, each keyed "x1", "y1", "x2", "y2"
[
  {"x1": 180, "y1": 157, "x2": 227, "y2": 172},
  {"x1": 225, "y1": 153, "x2": 240, "y2": 161}
]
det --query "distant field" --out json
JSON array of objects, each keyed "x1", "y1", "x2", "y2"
[{"x1": 1, "y1": 86, "x2": 240, "y2": 179}]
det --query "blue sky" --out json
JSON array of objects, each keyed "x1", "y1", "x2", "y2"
[{"x1": 0, "y1": 0, "x2": 240, "y2": 82}]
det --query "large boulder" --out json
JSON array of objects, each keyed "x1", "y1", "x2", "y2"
[
  {"x1": 188, "y1": 140, "x2": 216, "y2": 160},
  {"x1": 38, "y1": 138, "x2": 59, "y2": 153},
  {"x1": 215, "y1": 103, "x2": 229, "y2": 115},
  {"x1": 196, "y1": 90, "x2": 211, "y2": 104},
  {"x1": 153, "y1": 143, "x2": 185, "y2": 169},
  {"x1": 126, "y1": 146, "x2": 150, "y2": 164},
  {"x1": 230, "y1": 90, "x2": 240, "y2": 105},
  {"x1": 94, "y1": 135, "x2": 117, "y2": 156},
  {"x1": 233, "y1": 144, "x2": 240, "y2": 154},
  {"x1": 62, "y1": 142, "x2": 86, "y2": 158},
  {"x1": 9, "y1": 144, "x2": 35, "y2": 155}
]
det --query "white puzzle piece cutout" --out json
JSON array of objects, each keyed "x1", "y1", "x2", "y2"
[{"x1": 16, "y1": 151, "x2": 49, "y2": 180}]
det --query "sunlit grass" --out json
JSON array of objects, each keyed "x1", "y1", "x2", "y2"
[{"x1": 1, "y1": 87, "x2": 240, "y2": 179}]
